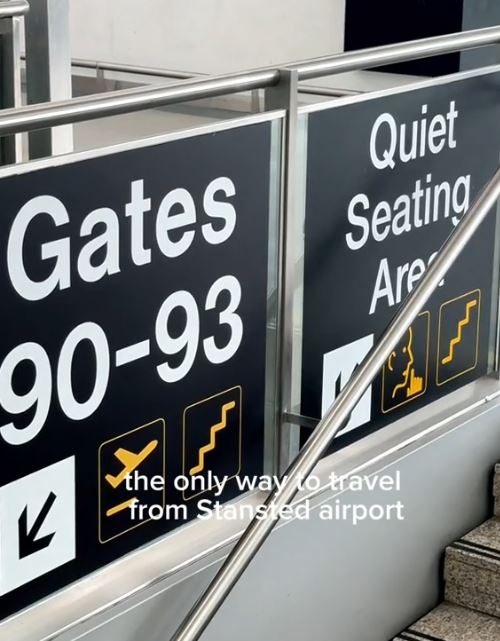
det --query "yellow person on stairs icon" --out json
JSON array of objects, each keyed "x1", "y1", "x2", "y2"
[
  {"x1": 382, "y1": 311, "x2": 430, "y2": 413},
  {"x1": 189, "y1": 401, "x2": 237, "y2": 476},
  {"x1": 437, "y1": 289, "x2": 481, "y2": 386},
  {"x1": 183, "y1": 387, "x2": 242, "y2": 501}
]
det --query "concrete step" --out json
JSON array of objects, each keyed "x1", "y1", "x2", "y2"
[
  {"x1": 393, "y1": 602, "x2": 500, "y2": 641},
  {"x1": 494, "y1": 462, "x2": 500, "y2": 517},
  {"x1": 444, "y1": 518, "x2": 500, "y2": 618}
]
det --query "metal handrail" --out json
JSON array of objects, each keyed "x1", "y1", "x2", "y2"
[
  {"x1": 148, "y1": 25, "x2": 500, "y2": 641},
  {"x1": 1, "y1": 25, "x2": 500, "y2": 135},
  {"x1": 71, "y1": 57, "x2": 201, "y2": 80},
  {"x1": 169, "y1": 171, "x2": 500, "y2": 641},
  {"x1": 0, "y1": 0, "x2": 28, "y2": 18},
  {"x1": 69, "y1": 58, "x2": 361, "y2": 98}
]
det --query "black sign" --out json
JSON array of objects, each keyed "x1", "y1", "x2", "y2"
[
  {"x1": 301, "y1": 71, "x2": 500, "y2": 447},
  {"x1": 0, "y1": 120, "x2": 274, "y2": 618}
]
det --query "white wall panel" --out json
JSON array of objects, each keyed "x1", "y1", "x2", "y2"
[{"x1": 69, "y1": 0, "x2": 346, "y2": 73}]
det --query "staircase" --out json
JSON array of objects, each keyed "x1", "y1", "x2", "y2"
[{"x1": 394, "y1": 463, "x2": 500, "y2": 641}]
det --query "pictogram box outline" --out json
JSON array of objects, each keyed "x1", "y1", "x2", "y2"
[
  {"x1": 436, "y1": 288, "x2": 481, "y2": 387},
  {"x1": 98, "y1": 418, "x2": 166, "y2": 544},
  {"x1": 182, "y1": 386, "x2": 242, "y2": 502},
  {"x1": 381, "y1": 310, "x2": 431, "y2": 414}
]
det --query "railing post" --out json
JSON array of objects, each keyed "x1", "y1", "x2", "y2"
[
  {"x1": 0, "y1": 16, "x2": 23, "y2": 163},
  {"x1": 24, "y1": 0, "x2": 73, "y2": 158},
  {"x1": 265, "y1": 69, "x2": 301, "y2": 473}
]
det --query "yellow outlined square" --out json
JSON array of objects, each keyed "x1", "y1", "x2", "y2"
[
  {"x1": 381, "y1": 311, "x2": 430, "y2": 414},
  {"x1": 436, "y1": 289, "x2": 481, "y2": 387},
  {"x1": 182, "y1": 386, "x2": 242, "y2": 502},
  {"x1": 98, "y1": 418, "x2": 166, "y2": 544}
]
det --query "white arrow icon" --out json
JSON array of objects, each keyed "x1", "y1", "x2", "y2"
[{"x1": 322, "y1": 335, "x2": 374, "y2": 435}]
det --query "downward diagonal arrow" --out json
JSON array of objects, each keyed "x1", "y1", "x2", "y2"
[{"x1": 18, "y1": 492, "x2": 57, "y2": 559}]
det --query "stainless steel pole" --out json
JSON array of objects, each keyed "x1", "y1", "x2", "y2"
[
  {"x1": 0, "y1": 69, "x2": 280, "y2": 136},
  {"x1": 0, "y1": 26, "x2": 498, "y2": 136},
  {"x1": 0, "y1": 0, "x2": 29, "y2": 18},
  {"x1": 168, "y1": 169, "x2": 500, "y2": 641},
  {"x1": 24, "y1": 0, "x2": 73, "y2": 157},
  {"x1": 295, "y1": 25, "x2": 500, "y2": 79}
]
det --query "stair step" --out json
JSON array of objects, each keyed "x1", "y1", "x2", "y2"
[
  {"x1": 444, "y1": 518, "x2": 500, "y2": 618},
  {"x1": 494, "y1": 463, "x2": 500, "y2": 517},
  {"x1": 393, "y1": 602, "x2": 500, "y2": 641}
]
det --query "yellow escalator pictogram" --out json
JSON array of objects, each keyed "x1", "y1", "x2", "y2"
[
  {"x1": 441, "y1": 299, "x2": 478, "y2": 366},
  {"x1": 190, "y1": 401, "x2": 236, "y2": 476}
]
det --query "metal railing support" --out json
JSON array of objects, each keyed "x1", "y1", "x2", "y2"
[
  {"x1": 168, "y1": 167, "x2": 500, "y2": 641},
  {"x1": 0, "y1": 0, "x2": 28, "y2": 18},
  {"x1": 265, "y1": 69, "x2": 300, "y2": 474},
  {"x1": 0, "y1": 16, "x2": 23, "y2": 163},
  {"x1": 0, "y1": 26, "x2": 500, "y2": 137},
  {"x1": 0, "y1": 1, "x2": 28, "y2": 164},
  {"x1": 24, "y1": 0, "x2": 73, "y2": 157}
]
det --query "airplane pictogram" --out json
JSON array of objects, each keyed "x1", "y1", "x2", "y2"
[
  {"x1": 98, "y1": 419, "x2": 165, "y2": 543},
  {"x1": 106, "y1": 498, "x2": 137, "y2": 518},
  {"x1": 105, "y1": 440, "x2": 159, "y2": 489}
]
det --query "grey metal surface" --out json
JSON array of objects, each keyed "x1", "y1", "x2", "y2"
[
  {"x1": 24, "y1": 0, "x2": 73, "y2": 157},
  {"x1": 0, "y1": 17, "x2": 23, "y2": 163},
  {"x1": 71, "y1": 58, "x2": 201, "y2": 80},
  {"x1": 70, "y1": 58, "x2": 359, "y2": 99},
  {"x1": 2, "y1": 26, "x2": 500, "y2": 135},
  {"x1": 462, "y1": 0, "x2": 500, "y2": 71},
  {"x1": 264, "y1": 70, "x2": 300, "y2": 475},
  {"x1": 0, "y1": 110, "x2": 285, "y2": 178},
  {"x1": 0, "y1": 0, "x2": 28, "y2": 18}
]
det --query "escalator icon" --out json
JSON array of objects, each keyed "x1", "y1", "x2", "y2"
[
  {"x1": 437, "y1": 290, "x2": 481, "y2": 386},
  {"x1": 382, "y1": 311, "x2": 430, "y2": 413},
  {"x1": 182, "y1": 387, "x2": 242, "y2": 501},
  {"x1": 189, "y1": 401, "x2": 237, "y2": 476}
]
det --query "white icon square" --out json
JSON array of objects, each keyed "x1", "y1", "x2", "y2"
[
  {"x1": 0, "y1": 457, "x2": 76, "y2": 596},
  {"x1": 321, "y1": 335, "x2": 374, "y2": 435}
]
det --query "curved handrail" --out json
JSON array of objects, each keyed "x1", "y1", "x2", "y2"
[
  {"x1": 0, "y1": 26, "x2": 500, "y2": 134},
  {"x1": 168, "y1": 169, "x2": 500, "y2": 640},
  {"x1": 0, "y1": 0, "x2": 29, "y2": 18}
]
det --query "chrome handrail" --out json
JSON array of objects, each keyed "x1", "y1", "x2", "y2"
[
  {"x1": 69, "y1": 58, "x2": 360, "y2": 98},
  {"x1": 71, "y1": 57, "x2": 202, "y2": 80},
  {"x1": 0, "y1": 0, "x2": 28, "y2": 18},
  {"x1": 168, "y1": 170, "x2": 500, "y2": 641},
  {"x1": 1, "y1": 25, "x2": 500, "y2": 135}
]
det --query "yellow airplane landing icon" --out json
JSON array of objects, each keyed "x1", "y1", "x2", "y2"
[{"x1": 105, "y1": 439, "x2": 159, "y2": 489}]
